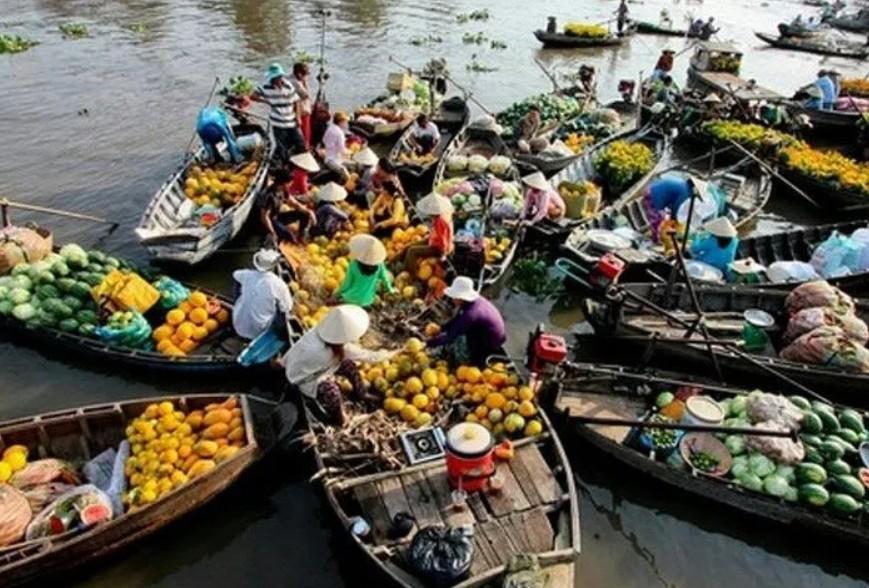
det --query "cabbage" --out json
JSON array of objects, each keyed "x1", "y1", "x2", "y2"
[
  {"x1": 730, "y1": 460, "x2": 749, "y2": 479},
  {"x1": 8, "y1": 288, "x2": 30, "y2": 305},
  {"x1": 784, "y1": 486, "x2": 798, "y2": 502},
  {"x1": 467, "y1": 193, "x2": 482, "y2": 208},
  {"x1": 719, "y1": 398, "x2": 732, "y2": 417},
  {"x1": 12, "y1": 275, "x2": 32, "y2": 290},
  {"x1": 0, "y1": 300, "x2": 13, "y2": 315},
  {"x1": 12, "y1": 303, "x2": 36, "y2": 321},
  {"x1": 0, "y1": 286, "x2": 7, "y2": 300},
  {"x1": 729, "y1": 395, "x2": 747, "y2": 417},
  {"x1": 724, "y1": 435, "x2": 746, "y2": 456},
  {"x1": 467, "y1": 154, "x2": 489, "y2": 173},
  {"x1": 488, "y1": 155, "x2": 511, "y2": 175},
  {"x1": 762, "y1": 474, "x2": 789, "y2": 497},
  {"x1": 43, "y1": 252, "x2": 63, "y2": 265},
  {"x1": 775, "y1": 464, "x2": 795, "y2": 484},
  {"x1": 748, "y1": 453, "x2": 775, "y2": 478},
  {"x1": 737, "y1": 472, "x2": 763, "y2": 492},
  {"x1": 447, "y1": 155, "x2": 468, "y2": 172},
  {"x1": 724, "y1": 417, "x2": 749, "y2": 430},
  {"x1": 59, "y1": 243, "x2": 88, "y2": 268},
  {"x1": 0, "y1": 276, "x2": 13, "y2": 289}
]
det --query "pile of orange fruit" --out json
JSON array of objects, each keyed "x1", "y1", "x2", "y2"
[
  {"x1": 382, "y1": 224, "x2": 429, "y2": 261},
  {"x1": 842, "y1": 78, "x2": 869, "y2": 98},
  {"x1": 152, "y1": 291, "x2": 229, "y2": 357},
  {"x1": 183, "y1": 162, "x2": 258, "y2": 209}
]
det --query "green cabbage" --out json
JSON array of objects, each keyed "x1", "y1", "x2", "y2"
[
  {"x1": 763, "y1": 475, "x2": 790, "y2": 497},
  {"x1": 0, "y1": 276, "x2": 13, "y2": 288},
  {"x1": 0, "y1": 300, "x2": 13, "y2": 315},
  {"x1": 8, "y1": 288, "x2": 30, "y2": 304},
  {"x1": 12, "y1": 303, "x2": 36, "y2": 321},
  {"x1": 0, "y1": 286, "x2": 8, "y2": 300},
  {"x1": 748, "y1": 453, "x2": 775, "y2": 478},
  {"x1": 725, "y1": 435, "x2": 746, "y2": 456},
  {"x1": 730, "y1": 460, "x2": 749, "y2": 479},
  {"x1": 775, "y1": 464, "x2": 795, "y2": 484},
  {"x1": 729, "y1": 395, "x2": 747, "y2": 417},
  {"x1": 737, "y1": 472, "x2": 763, "y2": 492},
  {"x1": 12, "y1": 275, "x2": 32, "y2": 290}
]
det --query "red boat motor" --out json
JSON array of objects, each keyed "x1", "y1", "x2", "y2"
[
  {"x1": 526, "y1": 324, "x2": 567, "y2": 375},
  {"x1": 588, "y1": 252, "x2": 626, "y2": 289}
]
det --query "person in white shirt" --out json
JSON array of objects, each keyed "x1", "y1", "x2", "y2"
[
  {"x1": 321, "y1": 111, "x2": 350, "y2": 183},
  {"x1": 408, "y1": 113, "x2": 441, "y2": 155},
  {"x1": 231, "y1": 249, "x2": 293, "y2": 340},
  {"x1": 282, "y1": 305, "x2": 394, "y2": 424}
]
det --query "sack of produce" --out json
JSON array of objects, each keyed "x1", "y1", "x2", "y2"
[
  {"x1": 563, "y1": 22, "x2": 608, "y2": 38},
  {"x1": 92, "y1": 270, "x2": 160, "y2": 314},
  {"x1": 11, "y1": 458, "x2": 81, "y2": 490},
  {"x1": 22, "y1": 482, "x2": 78, "y2": 513},
  {"x1": 744, "y1": 391, "x2": 803, "y2": 430},
  {"x1": 784, "y1": 280, "x2": 855, "y2": 316},
  {"x1": 589, "y1": 107, "x2": 621, "y2": 127},
  {"x1": 408, "y1": 526, "x2": 474, "y2": 586},
  {"x1": 745, "y1": 421, "x2": 805, "y2": 465},
  {"x1": 153, "y1": 276, "x2": 191, "y2": 310},
  {"x1": 851, "y1": 228, "x2": 869, "y2": 271},
  {"x1": 784, "y1": 306, "x2": 869, "y2": 344},
  {"x1": 0, "y1": 225, "x2": 53, "y2": 276},
  {"x1": 25, "y1": 484, "x2": 113, "y2": 540},
  {"x1": 0, "y1": 485, "x2": 32, "y2": 547},
  {"x1": 780, "y1": 325, "x2": 869, "y2": 372},
  {"x1": 809, "y1": 232, "x2": 860, "y2": 278},
  {"x1": 766, "y1": 261, "x2": 819, "y2": 284},
  {"x1": 94, "y1": 310, "x2": 153, "y2": 350}
]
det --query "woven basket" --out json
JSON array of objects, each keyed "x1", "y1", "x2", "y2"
[{"x1": 0, "y1": 224, "x2": 53, "y2": 275}]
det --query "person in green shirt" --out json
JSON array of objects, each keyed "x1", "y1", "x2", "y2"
[{"x1": 334, "y1": 234, "x2": 395, "y2": 307}]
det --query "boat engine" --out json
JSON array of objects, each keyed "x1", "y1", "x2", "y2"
[
  {"x1": 526, "y1": 324, "x2": 567, "y2": 375},
  {"x1": 588, "y1": 252, "x2": 626, "y2": 289}
]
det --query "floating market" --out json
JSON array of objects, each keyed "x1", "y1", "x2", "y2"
[{"x1": 5, "y1": 0, "x2": 869, "y2": 587}]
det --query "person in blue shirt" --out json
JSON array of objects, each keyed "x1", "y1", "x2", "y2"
[
  {"x1": 814, "y1": 71, "x2": 836, "y2": 110},
  {"x1": 642, "y1": 175, "x2": 704, "y2": 241},
  {"x1": 690, "y1": 217, "x2": 739, "y2": 272},
  {"x1": 196, "y1": 106, "x2": 242, "y2": 163}
]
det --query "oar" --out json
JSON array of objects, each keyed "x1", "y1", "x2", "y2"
[
  {"x1": 568, "y1": 412, "x2": 798, "y2": 439},
  {"x1": 725, "y1": 139, "x2": 821, "y2": 208},
  {"x1": 533, "y1": 58, "x2": 561, "y2": 93},
  {"x1": 0, "y1": 198, "x2": 119, "y2": 232},
  {"x1": 224, "y1": 104, "x2": 270, "y2": 124},
  {"x1": 182, "y1": 76, "x2": 222, "y2": 157}
]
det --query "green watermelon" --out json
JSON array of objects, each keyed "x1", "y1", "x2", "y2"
[
  {"x1": 796, "y1": 463, "x2": 827, "y2": 485},
  {"x1": 827, "y1": 459, "x2": 852, "y2": 476},
  {"x1": 798, "y1": 483, "x2": 829, "y2": 507},
  {"x1": 788, "y1": 395, "x2": 811, "y2": 410},
  {"x1": 802, "y1": 412, "x2": 823, "y2": 435},
  {"x1": 56, "y1": 277, "x2": 76, "y2": 294},
  {"x1": 58, "y1": 318, "x2": 79, "y2": 333},
  {"x1": 35, "y1": 284, "x2": 60, "y2": 300},
  {"x1": 830, "y1": 475, "x2": 865, "y2": 499},
  {"x1": 70, "y1": 282, "x2": 92, "y2": 299},
  {"x1": 829, "y1": 493, "x2": 861, "y2": 516},
  {"x1": 76, "y1": 309, "x2": 98, "y2": 325},
  {"x1": 51, "y1": 260, "x2": 70, "y2": 277},
  {"x1": 839, "y1": 410, "x2": 865, "y2": 435}
]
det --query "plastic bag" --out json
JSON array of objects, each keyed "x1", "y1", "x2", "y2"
[
  {"x1": 154, "y1": 276, "x2": 191, "y2": 310},
  {"x1": 745, "y1": 391, "x2": 803, "y2": 430},
  {"x1": 810, "y1": 232, "x2": 860, "y2": 278},
  {"x1": 25, "y1": 484, "x2": 114, "y2": 540},
  {"x1": 784, "y1": 307, "x2": 869, "y2": 344},
  {"x1": 780, "y1": 325, "x2": 869, "y2": 372},
  {"x1": 852, "y1": 228, "x2": 869, "y2": 271},
  {"x1": 784, "y1": 281, "x2": 855, "y2": 315},
  {"x1": 766, "y1": 261, "x2": 819, "y2": 283},
  {"x1": 94, "y1": 311, "x2": 153, "y2": 350},
  {"x1": 744, "y1": 420, "x2": 806, "y2": 465},
  {"x1": 82, "y1": 448, "x2": 117, "y2": 491},
  {"x1": 92, "y1": 270, "x2": 160, "y2": 313},
  {"x1": 11, "y1": 458, "x2": 81, "y2": 490},
  {"x1": 408, "y1": 526, "x2": 474, "y2": 587}
]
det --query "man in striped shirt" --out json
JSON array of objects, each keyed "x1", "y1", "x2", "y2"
[{"x1": 253, "y1": 63, "x2": 305, "y2": 163}]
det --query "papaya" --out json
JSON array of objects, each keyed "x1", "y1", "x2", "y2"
[
  {"x1": 228, "y1": 426, "x2": 245, "y2": 442},
  {"x1": 221, "y1": 397, "x2": 238, "y2": 410},
  {"x1": 185, "y1": 410, "x2": 204, "y2": 429},
  {"x1": 215, "y1": 445, "x2": 240, "y2": 463},
  {"x1": 230, "y1": 407, "x2": 242, "y2": 419},
  {"x1": 188, "y1": 459, "x2": 216, "y2": 479},
  {"x1": 203, "y1": 408, "x2": 232, "y2": 426},
  {"x1": 202, "y1": 422, "x2": 230, "y2": 440},
  {"x1": 228, "y1": 417, "x2": 242, "y2": 431},
  {"x1": 194, "y1": 440, "x2": 218, "y2": 458},
  {"x1": 182, "y1": 454, "x2": 198, "y2": 472}
]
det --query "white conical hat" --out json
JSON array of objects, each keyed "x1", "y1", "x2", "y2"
[
  {"x1": 316, "y1": 305, "x2": 370, "y2": 344},
  {"x1": 521, "y1": 171, "x2": 549, "y2": 191},
  {"x1": 290, "y1": 152, "x2": 320, "y2": 173},
  {"x1": 704, "y1": 216, "x2": 737, "y2": 238},
  {"x1": 317, "y1": 182, "x2": 348, "y2": 202},
  {"x1": 348, "y1": 234, "x2": 387, "y2": 265},
  {"x1": 416, "y1": 193, "x2": 454, "y2": 217},
  {"x1": 443, "y1": 276, "x2": 480, "y2": 302},
  {"x1": 353, "y1": 147, "x2": 379, "y2": 166},
  {"x1": 729, "y1": 257, "x2": 765, "y2": 274},
  {"x1": 253, "y1": 248, "x2": 280, "y2": 271},
  {"x1": 689, "y1": 177, "x2": 710, "y2": 200}
]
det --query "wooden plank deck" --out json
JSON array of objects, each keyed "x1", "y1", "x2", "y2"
[{"x1": 556, "y1": 392, "x2": 644, "y2": 444}]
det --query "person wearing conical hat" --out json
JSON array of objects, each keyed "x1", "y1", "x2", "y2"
[
  {"x1": 348, "y1": 147, "x2": 380, "y2": 207},
  {"x1": 311, "y1": 182, "x2": 351, "y2": 239},
  {"x1": 402, "y1": 193, "x2": 454, "y2": 273},
  {"x1": 258, "y1": 168, "x2": 316, "y2": 244},
  {"x1": 282, "y1": 305, "x2": 395, "y2": 421},
  {"x1": 428, "y1": 276, "x2": 506, "y2": 367},
  {"x1": 196, "y1": 106, "x2": 242, "y2": 164},
  {"x1": 231, "y1": 249, "x2": 293, "y2": 340},
  {"x1": 689, "y1": 216, "x2": 739, "y2": 273},
  {"x1": 287, "y1": 151, "x2": 320, "y2": 196},
  {"x1": 334, "y1": 234, "x2": 395, "y2": 307},
  {"x1": 643, "y1": 174, "x2": 708, "y2": 242},
  {"x1": 521, "y1": 171, "x2": 565, "y2": 224},
  {"x1": 252, "y1": 63, "x2": 304, "y2": 163}
]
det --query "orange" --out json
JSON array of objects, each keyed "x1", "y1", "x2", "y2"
[
  {"x1": 425, "y1": 386, "x2": 440, "y2": 401},
  {"x1": 456, "y1": 366, "x2": 469, "y2": 382},
  {"x1": 485, "y1": 392, "x2": 506, "y2": 410},
  {"x1": 192, "y1": 326, "x2": 209, "y2": 341},
  {"x1": 178, "y1": 301, "x2": 193, "y2": 314},
  {"x1": 153, "y1": 325, "x2": 174, "y2": 341},
  {"x1": 474, "y1": 404, "x2": 489, "y2": 420},
  {"x1": 176, "y1": 322, "x2": 195, "y2": 340},
  {"x1": 518, "y1": 400, "x2": 537, "y2": 418},
  {"x1": 216, "y1": 309, "x2": 230, "y2": 324},
  {"x1": 411, "y1": 393, "x2": 429, "y2": 410},
  {"x1": 400, "y1": 404, "x2": 420, "y2": 423},
  {"x1": 518, "y1": 386, "x2": 535, "y2": 402},
  {"x1": 179, "y1": 339, "x2": 198, "y2": 353},
  {"x1": 189, "y1": 307, "x2": 208, "y2": 325},
  {"x1": 465, "y1": 367, "x2": 482, "y2": 384},
  {"x1": 405, "y1": 377, "x2": 424, "y2": 395},
  {"x1": 204, "y1": 318, "x2": 219, "y2": 333},
  {"x1": 189, "y1": 291, "x2": 208, "y2": 308},
  {"x1": 421, "y1": 369, "x2": 438, "y2": 388},
  {"x1": 166, "y1": 309, "x2": 185, "y2": 326},
  {"x1": 156, "y1": 339, "x2": 174, "y2": 354}
]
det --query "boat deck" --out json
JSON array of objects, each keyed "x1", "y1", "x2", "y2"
[
  {"x1": 555, "y1": 392, "x2": 644, "y2": 444},
  {"x1": 694, "y1": 71, "x2": 782, "y2": 102},
  {"x1": 350, "y1": 442, "x2": 565, "y2": 577}
]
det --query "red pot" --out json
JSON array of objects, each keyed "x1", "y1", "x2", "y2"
[{"x1": 445, "y1": 422, "x2": 495, "y2": 492}]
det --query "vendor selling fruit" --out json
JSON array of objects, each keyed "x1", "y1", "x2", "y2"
[
  {"x1": 195, "y1": 106, "x2": 242, "y2": 163},
  {"x1": 642, "y1": 175, "x2": 707, "y2": 242},
  {"x1": 689, "y1": 217, "x2": 739, "y2": 272},
  {"x1": 370, "y1": 181, "x2": 409, "y2": 237},
  {"x1": 334, "y1": 234, "x2": 395, "y2": 307},
  {"x1": 312, "y1": 182, "x2": 351, "y2": 239},
  {"x1": 232, "y1": 249, "x2": 293, "y2": 340},
  {"x1": 427, "y1": 276, "x2": 506, "y2": 367},
  {"x1": 252, "y1": 63, "x2": 304, "y2": 163},
  {"x1": 321, "y1": 111, "x2": 351, "y2": 183},
  {"x1": 349, "y1": 147, "x2": 380, "y2": 206},
  {"x1": 407, "y1": 113, "x2": 441, "y2": 155},
  {"x1": 258, "y1": 168, "x2": 317, "y2": 244},
  {"x1": 402, "y1": 193, "x2": 454, "y2": 274},
  {"x1": 515, "y1": 106, "x2": 541, "y2": 153},
  {"x1": 282, "y1": 305, "x2": 395, "y2": 424},
  {"x1": 521, "y1": 171, "x2": 565, "y2": 224},
  {"x1": 287, "y1": 151, "x2": 320, "y2": 196}
]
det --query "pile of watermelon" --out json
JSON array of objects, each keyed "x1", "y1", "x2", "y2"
[{"x1": 0, "y1": 244, "x2": 124, "y2": 337}]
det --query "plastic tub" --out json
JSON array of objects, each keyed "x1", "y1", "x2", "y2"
[{"x1": 681, "y1": 396, "x2": 724, "y2": 427}]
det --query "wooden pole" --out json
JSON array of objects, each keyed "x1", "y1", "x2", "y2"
[
  {"x1": 533, "y1": 58, "x2": 561, "y2": 93},
  {"x1": 569, "y1": 413, "x2": 797, "y2": 438},
  {"x1": 0, "y1": 198, "x2": 118, "y2": 229},
  {"x1": 726, "y1": 139, "x2": 820, "y2": 208}
]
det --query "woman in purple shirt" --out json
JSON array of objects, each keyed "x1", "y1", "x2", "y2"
[{"x1": 427, "y1": 276, "x2": 506, "y2": 366}]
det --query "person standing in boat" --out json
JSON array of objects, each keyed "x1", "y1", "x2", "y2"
[
  {"x1": 252, "y1": 63, "x2": 304, "y2": 163},
  {"x1": 289, "y1": 62, "x2": 313, "y2": 149},
  {"x1": 196, "y1": 106, "x2": 242, "y2": 164},
  {"x1": 521, "y1": 171, "x2": 566, "y2": 224},
  {"x1": 643, "y1": 175, "x2": 708, "y2": 242},
  {"x1": 258, "y1": 168, "x2": 317, "y2": 244},
  {"x1": 578, "y1": 64, "x2": 598, "y2": 98},
  {"x1": 689, "y1": 217, "x2": 739, "y2": 272},
  {"x1": 700, "y1": 17, "x2": 719, "y2": 40},
  {"x1": 546, "y1": 16, "x2": 557, "y2": 34},
  {"x1": 402, "y1": 193, "x2": 454, "y2": 274},
  {"x1": 427, "y1": 276, "x2": 506, "y2": 367},
  {"x1": 334, "y1": 234, "x2": 395, "y2": 308},
  {"x1": 408, "y1": 113, "x2": 442, "y2": 155},
  {"x1": 231, "y1": 249, "x2": 293, "y2": 340},
  {"x1": 615, "y1": 0, "x2": 630, "y2": 34},
  {"x1": 282, "y1": 305, "x2": 394, "y2": 424},
  {"x1": 688, "y1": 19, "x2": 704, "y2": 38},
  {"x1": 814, "y1": 70, "x2": 837, "y2": 110},
  {"x1": 321, "y1": 111, "x2": 351, "y2": 183},
  {"x1": 311, "y1": 182, "x2": 351, "y2": 239},
  {"x1": 651, "y1": 49, "x2": 675, "y2": 81}
]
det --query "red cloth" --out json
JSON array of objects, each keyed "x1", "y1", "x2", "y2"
[
  {"x1": 429, "y1": 216, "x2": 454, "y2": 255},
  {"x1": 289, "y1": 169, "x2": 310, "y2": 196},
  {"x1": 655, "y1": 54, "x2": 673, "y2": 72},
  {"x1": 299, "y1": 113, "x2": 312, "y2": 149}
]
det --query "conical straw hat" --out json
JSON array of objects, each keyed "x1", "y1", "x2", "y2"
[
  {"x1": 317, "y1": 182, "x2": 348, "y2": 202},
  {"x1": 416, "y1": 193, "x2": 454, "y2": 217},
  {"x1": 349, "y1": 234, "x2": 387, "y2": 265},
  {"x1": 316, "y1": 305, "x2": 370, "y2": 344},
  {"x1": 290, "y1": 152, "x2": 320, "y2": 172}
]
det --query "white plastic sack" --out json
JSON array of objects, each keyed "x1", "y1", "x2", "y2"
[
  {"x1": 810, "y1": 232, "x2": 861, "y2": 278},
  {"x1": 766, "y1": 261, "x2": 819, "y2": 283},
  {"x1": 852, "y1": 228, "x2": 869, "y2": 271}
]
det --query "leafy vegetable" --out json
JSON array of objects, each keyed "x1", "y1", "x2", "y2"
[{"x1": 0, "y1": 33, "x2": 39, "y2": 54}]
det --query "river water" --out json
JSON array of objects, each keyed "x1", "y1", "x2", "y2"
[{"x1": 2, "y1": 0, "x2": 868, "y2": 586}]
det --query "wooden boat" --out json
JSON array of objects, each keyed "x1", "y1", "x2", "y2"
[
  {"x1": 755, "y1": 32, "x2": 869, "y2": 59},
  {"x1": 548, "y1": 361, "x2": 869, "y2": 547},
  {"x1": 777, "y1": 23, "x2": 824, "y2": 38},
  {"x1": 634, "y1": 21, "x2": 693, "y2": 37},
  {"x1": 529, "y1": 126, "x2": 668, "y2": 243},
  {"x1": 0, "y1": 393, "x2": 297, "y2": 587},
  {"x1": 788, "y1": 104, "x2": 862, "y2": 138},
  {"x1": 387, "y1": 97, "x2": 470, "y2": 185},
  {"x1": 136, "y1": 123, "x2": 273, "y2": 266},
  {"x1": 687, "y1": 42, "x2": 783, "y2": 104},
  {"x1": 561, "y1": 157, "x2": 772, "y2": 275},
  {"x1": 534, "y1": 29, "x2": 632, "y2": 49},
  {"x1": 827, "y1": 12, "x2": 869, "y2": 33},
  {"x1": 302, "y1": 396, "x2": 580, "y2": 587},
  {"x1": 779, "y1": 166, "x2": 869, "y2": 211},
  {"x1": 586, "y1": 281, "x2": 869, "y2": 406}
]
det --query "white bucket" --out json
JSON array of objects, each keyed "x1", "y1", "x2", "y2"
[
  {"x1": 236, "y1": 133, "x2": 263, "y2": 154},
  {"x1": 681, "y1": 396, "x2": 724, "y2": 427}
]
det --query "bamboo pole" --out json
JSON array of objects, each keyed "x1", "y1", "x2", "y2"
[
  {"x1": 1, "y1": 198, "x2": 118, "y2": 229},
  {"x1": 568, "y1": 412, "x2": 797, "y2": 438},
  {"x1": 725, "y1": 139, "x2": 820, "y2": 208}
]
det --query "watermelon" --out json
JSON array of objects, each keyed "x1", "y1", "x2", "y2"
[
  {"x1": 830, "y1": 475, "x2": 865, "y2": 499},
  {"x1": 58, "y1": 318, "x2": 79, "y2": 333},
  {"x1": 835, "y1": 428, "x2": 861, "y2": 446},
  {"x1": 35, "y1": 284, "x2": 60, "y2": 300},
  {"x1": 82, "y1": 273, "x2": 103, "y2": 287},
  {"x1": 788, "y1": 395, "x2": 811, "y2": 410},
  {"x1": 815, "y1": 408, "x2": 841, "y2": 433},
  {"x1": 59, "y1": 243, "x2": 88, "y2": 268},
  {"x1": 763, "y1": 475, "x2": 789, "y2": 498},
  {"x1": 11, "y1": 263, "x2": 30, "y2": 277},
  {"x1": 784, "y1": 486, "x2": 799, "y2": 503},
  {"x1": 61, "y1": 296, "x2": 83, "y2": 312},
  {"x1": 78, "y1": 323, "x2": 96, "y2": 337},
  {"x1": 827, "y1": 459, "x2": 852, "y2": 476},
  {"x1": 839, "y1": 410, "x2": 865, "y2": 435},
  {"x1": 105, "y1": 256, "x2": 120, "y2": 268},
  {"x1": 42, "y1": 299, "x2": 73, "y2": 319},
  {"x1": 56, "y1": 277, "x2": 76, "y2": 293},
  {"x1": 804, "y1": 446, "x2": 824, "y2": 464},
  {"x1": 70, "y1": 282, "x2": 92, "y2": 299},
  {"x1": 80, "y1": 502, "x2": 111, "y2": 526},
  {"x1": 796, "y1": 462, "x2": 827, "y2": 485},
  {"x1": 798, "y1": 483, "x2": 830, "y2": 507},
  {"x1": 801, "y1": 412, "x2": 823, "y2": 435},
  {"x1": 35, "y1": 270, "x2": 55, "y2": 285},
  {"x1": 737, "y1": 472, "x2": 764, "y2": 492},
  {"x1": 829, "y1": 493, "x2": 861, "y2": 516},
  {"x1": 51, "y1": 260, "x2": 70, "y2": 277},
  {"x1": 11, "y1": 275, "x2": 31, "y2": 291},
  {"x1": 76, "y1": 309, "x2": 98, "y2": 325},
  {"x1": 800, "y1": 433, "x2": 822, "y2": 447},
  {"x1": 87, "y1": 250, "x2": 107, "y2": 264},
  {"x1": 8, "y1": 288, "x2": 30, "y2": 305},
  {"x1": 819, "y1": 439, "x2": 845, "y2": 461}
]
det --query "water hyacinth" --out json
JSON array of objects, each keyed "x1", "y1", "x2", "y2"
[{"x1": 0, "y1": 33, "x2": 39, "y2": 55}]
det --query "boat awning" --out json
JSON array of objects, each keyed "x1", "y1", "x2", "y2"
[{"x1": 697, "y1": 72, "x2": 783, "y2": 102}]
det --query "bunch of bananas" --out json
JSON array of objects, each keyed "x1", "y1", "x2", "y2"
[
  {"x1": 780, "y1": 145, "x2": 869, "y2": 197},
  {"x1": 594, "y1": 141, "x2": 655, "y2": 190}
]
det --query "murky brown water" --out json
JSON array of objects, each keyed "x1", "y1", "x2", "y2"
[{"x1": 2, "y1": 0, "x2": 869, "y2": 586}]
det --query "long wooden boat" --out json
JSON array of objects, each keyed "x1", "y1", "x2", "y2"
[
  {"x1": 561, "y1": 157, "x2": 772, "y2": 274},
  {"x1": 388, "y1": 98, "x2": 470, "y2": 185},
  {"x1": 789, "y1": 104, "x2": 862, "y2": 138},
  {"x1": 634, "y1": 21, "x2": 693, "y2": 37},
  {"x1": 534, "y1": 29, "x2": 631, "y2": 49},
  {"x1": 779, "y1": 166, "x2": 869, "y2": 211},
  {"x1": 301, "y1": 394, "x2": 580, "y2": 587},
  {"x1": 136, "y1": 123, "x2": 273, "y2": 266},
  {"x1": 586, "y1": 282, "x2": 869, "y2": 406},
  {"x1": 777, "y1": 23, "x2": 823, "y2": 38},
  {"x1": 827, "y1": 13, "x2": 869, "y2": 33},
  {"x1": 0, "y1": 393, "x2": 297, "y2": 587},
  {"x1": 755, "y1": 32, "x2": 869, "y2": 59},
  {"x1": 547, "y1": 361, "x2": 869, "y2": 547}
]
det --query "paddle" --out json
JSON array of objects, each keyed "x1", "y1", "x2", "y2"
[
  {"x1": 182, "y1": 76, "x2": 222, "y2": 158},
  {"x1": 724, "y1": 139, "x2": 821, "y2": 208},
  {"x1": 567, "y1": 412, "x2": 798, "y2": 439},
  {"x1": 1, "y1": 198, "x2": 119, "y2": 232}
]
